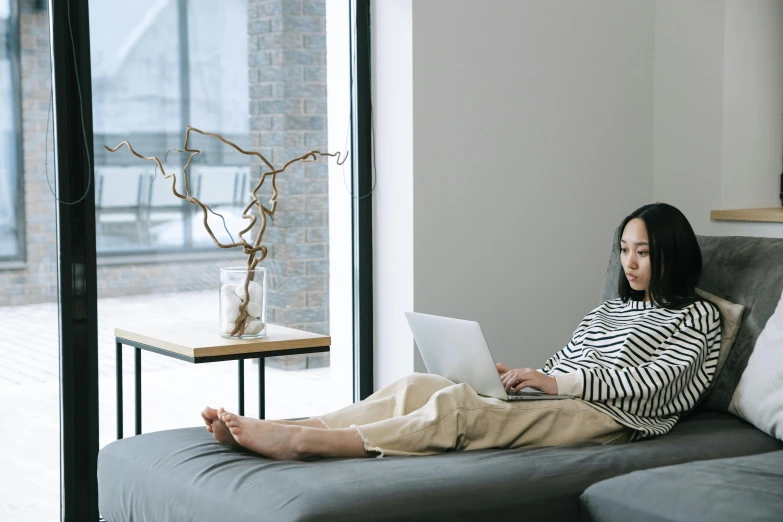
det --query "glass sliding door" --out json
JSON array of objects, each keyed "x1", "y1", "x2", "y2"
[
  {"x1": 0, "y1": 0, "x2": 370, "y2": 518},
  {"x1": 89, "y1": 0, "x2": 355, "y2": 450},
  {"x1": 0, "y1": 1, "x2": 60, "y2": 520}
]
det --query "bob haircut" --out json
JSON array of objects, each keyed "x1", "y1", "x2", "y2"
[{"x1": 616, "y1": 202, "x2": 717, "y2": 312}]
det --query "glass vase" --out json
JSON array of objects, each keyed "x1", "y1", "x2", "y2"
[{"x1": 219, "y1": 267, "x2": 267, "y2": 339}]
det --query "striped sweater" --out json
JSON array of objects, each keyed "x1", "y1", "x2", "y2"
[{"x1": 540, "y1": 297, "x2": 721, "y2": 441}]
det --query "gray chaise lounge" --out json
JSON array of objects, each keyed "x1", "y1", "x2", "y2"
[
  {"x1": 98, "y1": 235, "x2": 783, "y2": 521},
  {"x1": 581, "y1": 450, "x2": 783, "y2": 521}
]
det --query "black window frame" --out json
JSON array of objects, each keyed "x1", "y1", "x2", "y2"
[
  {"x1": 0, "y1": 0, "x2": 27, "y2": 263},
  {"x1": 50, "y1": 0, "x2": 373, "y2": 518}
]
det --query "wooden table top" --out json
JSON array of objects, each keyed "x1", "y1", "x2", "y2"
[{"x1": 115, "y1": 322, "x2": 331, "y2": 359}]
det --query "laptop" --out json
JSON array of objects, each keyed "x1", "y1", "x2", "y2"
[{"x1": 404, "y1": 311, "x2": 575, "y2": 401}]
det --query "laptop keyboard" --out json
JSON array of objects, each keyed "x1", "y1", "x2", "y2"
[{"x1": 509, "y1": 389, "x2": 547, "y2": 396}]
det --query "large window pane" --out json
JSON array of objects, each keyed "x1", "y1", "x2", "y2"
[
  {"x1": 0, "y1": 0, "x2": 21, "y2": 259},
  {"x1": 91, "y1": 0, "x2": 184, "y2": 253},
  {"x1": 0, "y1": 1, "x2": 60, "y2": 520},
  {"x1": 91, "y1": 1, "x2": 252, "y2": 254},
  {"x1": 90, "y1": 0, "x2": 353, "y2": 450}
]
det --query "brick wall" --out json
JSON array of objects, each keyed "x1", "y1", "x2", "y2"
[{"x1": 247, "y1": 0, "x2": 330, "y2": 346}]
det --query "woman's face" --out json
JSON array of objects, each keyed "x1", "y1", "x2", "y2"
[{"x1": 621, "y1": 218, "x2": 651, "y2": 300}]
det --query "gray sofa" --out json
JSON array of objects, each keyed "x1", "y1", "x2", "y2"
[
  {"x1": 581, "y1": 450, "x2": 783, "y2": 521},
  {"x1": 98, "y1": 235, "x2": 783, "y2": 521}
]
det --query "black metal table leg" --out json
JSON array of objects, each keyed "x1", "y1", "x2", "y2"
[
  {"x1": 114, "y1": 337, "x2": 327, "y2": 434},
  {"x1": 238, "y1": 359, "x2": 245, "y2": 416},
  {"x1": 116, "y1": 341, "x2": 123, "y2": 440},
  {"x1": 259, "y1": 358, "x2": 265, "y2": 419},
  {"x1": 135, "y1": 347, "x2": 142, "y2": 435}
]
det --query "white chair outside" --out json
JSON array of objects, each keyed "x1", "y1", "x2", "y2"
[
  {"x1": 95, "y1": 167, "x2": 146, "y2": 249},
  {"x1": 191, "y1": 166, "x2": 249, "y2": 247},
  {"x1": 144, "y1": 167, "x2": 189, "y2": 248}
]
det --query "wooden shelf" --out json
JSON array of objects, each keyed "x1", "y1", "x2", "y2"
[{"x1": 710, "y1": 207, "x2": 783, "y2": 223}]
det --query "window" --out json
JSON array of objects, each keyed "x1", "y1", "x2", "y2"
[
  {"x1": 0, "y1": 0, "x2": 24, "y2": 261},
  {"x1": 91, "y1": 0, "x2": 251, "y2": 255},
  {"x1": 0, "y1": 1, "x2": 59, "y2": 519},
  {"x1": 90, "y1": 0, "x2": 356, "y2": 448},
  {"x1": 1, "y1": 1, "x2": 371, "y2": 517}
]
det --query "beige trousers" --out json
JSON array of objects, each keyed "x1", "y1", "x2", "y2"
[{"x1": 316, "y1": 373, "x2": 634, "y2": 458}]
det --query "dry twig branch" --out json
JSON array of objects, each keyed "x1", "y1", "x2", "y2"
[{"x1": 105, "y1": 125, "x2": 348, "y2": 336}]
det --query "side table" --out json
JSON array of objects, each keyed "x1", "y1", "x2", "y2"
[{"x1": 114, "y1": 321, "x2": 331, "y2": 439}]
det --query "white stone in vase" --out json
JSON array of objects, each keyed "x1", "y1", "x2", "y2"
[
  {"x1": 235, "y1": 280, "x2": 264, "y2": 304},
  {"x1": 246, "y1": 301, "x2": 262, "y2": 318},
  {"x1": 244, "y1": 319, "x2": 265, "y2": 335},
  {"x1": 221, "y1": 287, "x2": 241, "y2": 306},
  {"x1": 221, "y1": 294, "x2": 241, "y2": 324},
  {"x1": 221, "y1": 319, "x2": 235, "y2": 336}
]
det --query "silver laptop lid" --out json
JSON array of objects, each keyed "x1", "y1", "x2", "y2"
[{"x1": 404, "y1": 311, "x2": 509, "y2": 400}]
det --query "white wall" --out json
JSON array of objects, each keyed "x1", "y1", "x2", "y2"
[
  {"x1": 410, "y1": 0, "x2": 654, "y2": 373},
  {"x1": 654, "y1": 0, "x2": 783, "y2": 238},
  {"x1": 372, "y1": 0, "x2": 415, "y2": 388},
  {"x1": 373, "y1": 0, "x2": 783, "y2": 388},
  {"x1": 653, "y1": 0, "x2": 726, "y2": 236}
]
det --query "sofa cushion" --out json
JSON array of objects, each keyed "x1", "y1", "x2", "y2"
[
  {"x1": 694, "y1": 287, "x2": 745, "y2": 384},
  {"x1": 729, "y1": 288, "x2": 783, "y2": 441},
  {"x1": 599, "y1": 234, "x2": 783, "y2": 412},
  {"x1": 580, "y1": 450, "x2": 783, "y2": 522},
  {"x1": 98, "y1": 411, "x2": 783, "y2": 522},
  {"x1": 678, "y1": 287, "x2": 745, "y2": 419}
]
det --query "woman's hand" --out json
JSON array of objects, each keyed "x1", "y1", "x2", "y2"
[
  {"x1": 497, "y1": 366, "x2": 559, "y2": 395},
  {"x1": 495, "y1": 363, "x2": 511, "y2": 375}
]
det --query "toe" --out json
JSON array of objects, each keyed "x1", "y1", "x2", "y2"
[{"x1": 203, "y1": 406, "x2": 219, "y2": 419}]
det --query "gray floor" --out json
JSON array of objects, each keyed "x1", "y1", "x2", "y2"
[{"x1": 0, "y1": 291, "x2": 348, "y2": 521}]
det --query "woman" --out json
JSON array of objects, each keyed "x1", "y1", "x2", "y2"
[{"x1": 201, "y1": 202, "x2": 722, "y2": 460}]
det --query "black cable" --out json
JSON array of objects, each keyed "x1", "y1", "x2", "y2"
[{"x1": 44, "y1": 1, "x2": 93, "y2": 206}]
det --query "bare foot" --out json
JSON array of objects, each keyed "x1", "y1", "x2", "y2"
[
  {"x1": 201, "y1": 407, "x2": 241, "y2": 449},
  {"x1": 219, "y1": 409, "x2": 306, "y2": 460},
  {"x1": 200, "y1": 407, "x2": 215, "y2": 433},
  {"x1": 274, "y1": 418, "x2": 329, "y2": 429}
]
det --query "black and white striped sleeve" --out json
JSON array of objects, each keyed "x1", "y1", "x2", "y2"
[
  {"x1": 554, "y1": 302, "x2": 721, "y2": 417},
  {"x1": 539, "y1": 306, "x2": 601, "y2": 375}
]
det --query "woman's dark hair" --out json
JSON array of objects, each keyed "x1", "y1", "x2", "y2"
[{"x1": 616, "y1": 202, "x2": 709, "y2": 310}]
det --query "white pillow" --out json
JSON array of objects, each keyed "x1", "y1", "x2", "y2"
[{"x1": 728, "y1": 288, "x2": 783, "y2": 441}]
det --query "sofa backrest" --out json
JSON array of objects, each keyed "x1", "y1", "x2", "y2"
[{"x1": 598, "y1": 233, "x2": 783, "y2": 412}]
